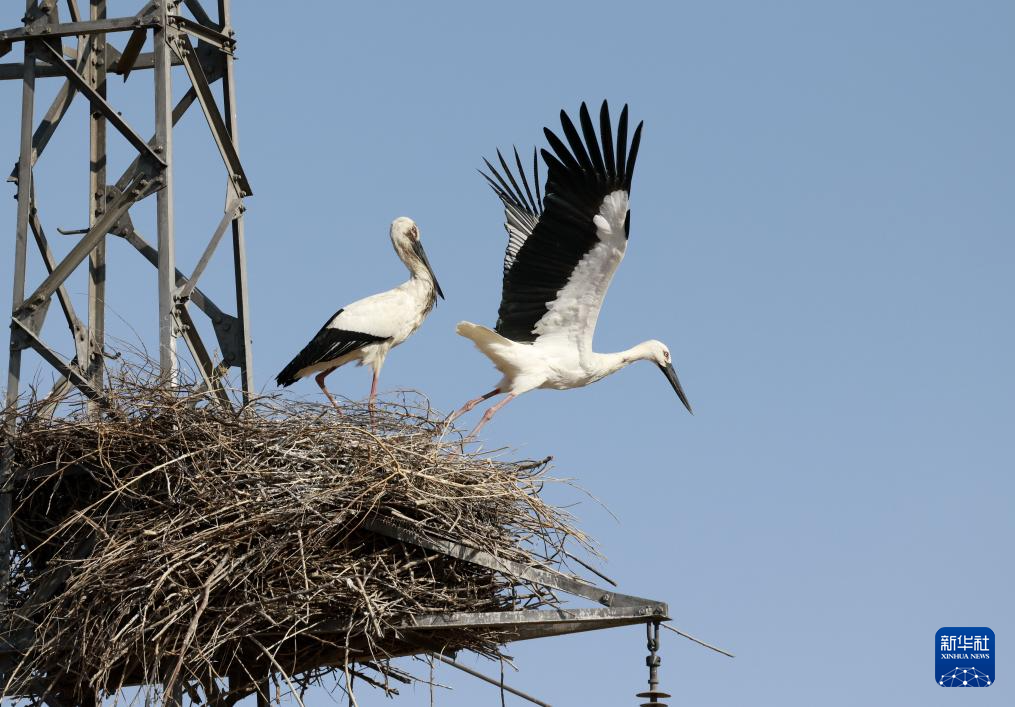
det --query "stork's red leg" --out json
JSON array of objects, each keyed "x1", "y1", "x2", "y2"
[
  {"x1": 368, "y1": 369, "x2": 380, "y2": 428},
  {"x1": 315, "y1": 368, "x2": 342, "y2": 413},
  {"x1": 447, "y1": 388, "x2": 501, "y2": 425},
  {"x1": 467, "y1": 393, "x2": 516, "y2": 439}
]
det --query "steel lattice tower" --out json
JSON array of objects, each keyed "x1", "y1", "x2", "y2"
[{"x1": 1, "y1": 1, "x2": 253, "y2": 700}]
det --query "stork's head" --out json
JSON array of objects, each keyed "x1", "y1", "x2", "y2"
[
  {"x1": 641, "y1": 340, "x2": 693, "y2": 414},
  {"x1": 390, "y1": 217, "x2": 444, "y2": 299}
]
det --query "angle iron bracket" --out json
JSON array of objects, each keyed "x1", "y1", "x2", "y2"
[
  {"x1": 211, "y1": 312, "x2": 243, "y2": 368},
  {"x1": 15, "y1": 297, "x2": 51, "y2": 346}
]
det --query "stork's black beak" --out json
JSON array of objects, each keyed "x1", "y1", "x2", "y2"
[
  {"x1": 412, "y1": 240, "x2": 445, "y2": 300},
  {"x1": 660, "y1": 362, "x2": 693, "y2": 414}
]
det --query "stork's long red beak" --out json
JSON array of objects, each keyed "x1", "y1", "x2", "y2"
[{"x1": 660, "y1": 362, "x2": 693, "y2": 414}]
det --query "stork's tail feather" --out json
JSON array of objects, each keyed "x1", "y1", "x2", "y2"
[
  {"x1": 456, "y1": 321, "x2": 503, "y2": 346},
  {"x1": 456, "y1": 321, "x2": 522, "y2": 379},
  {"x1": 275, "y1": 364, "x2": 301, "y2": 388}
]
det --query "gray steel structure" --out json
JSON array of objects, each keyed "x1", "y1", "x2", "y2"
[
  {"x1": 1, "y1": 0, "x2": 253, "y2": 419},
  {"x1": 1, "y1": 0, "x2": 253, "y2": 702},
  {"x1": 0, "y1": 3, "x2": 687, "y2": 704}
]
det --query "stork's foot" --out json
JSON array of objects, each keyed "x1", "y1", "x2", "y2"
[
  {"x1": 446, "y1": 388, "x2": 501, "y2": 427},
  {"x1": 464, "y1": 393, "x2": 516, "y2": 440}
]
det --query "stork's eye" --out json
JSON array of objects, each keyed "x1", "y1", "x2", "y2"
[{"x1": 663, "y1": 351, "x2": 670, "y2": 361}]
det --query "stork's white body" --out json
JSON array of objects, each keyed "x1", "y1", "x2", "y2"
[
  {"x1": 457, "y1": 190, "x2": 634, "y2": 396},
  {"x1": 276, "y1": 217, "x2": 443, "y2": 413},
  {"x1": 294, "y1": 278, "x2": 437, "y2": 379},
  {"x1": 458, "y1": 323, "x2": 656, "y2": 394}
]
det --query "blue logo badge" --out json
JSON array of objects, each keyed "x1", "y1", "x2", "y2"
[{"x1": 936, "y1": 627, "x2": 994, "y2": 686}]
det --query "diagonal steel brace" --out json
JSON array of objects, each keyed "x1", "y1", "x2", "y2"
[
  {"x1": 7, "y1": 36, "x2": 94, "y2": 180},
  {"x1": 177, "y1": 197, "x2": 243, "y2": 301},
  {"x1": 11, "y1": 320, "x2": 104, "y2": 403},
  {"x1": 15, "y1": 163, "x2": 158, "y2": 321},
  {"x1": 363, "y1": 517, "x2": 666, "y2": 612},
  {"x1": 28, "y1": 200, "x2": 88, "y2": 364},
  {"x1": 173, "y1": 33, "x2": 250, "y2": 195},
  {"x1": 38, "y1": 41, "x2": 165, "y2": 166}
]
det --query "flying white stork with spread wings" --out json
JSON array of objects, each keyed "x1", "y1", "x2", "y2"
[
  {"x1": 450, "y1": 101, "x2": 692, "y2": 438},
  {"x1": 276, "y1": 217, "x2": 443, "y2": 416}
]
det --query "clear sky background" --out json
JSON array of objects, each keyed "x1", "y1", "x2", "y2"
[{"x1": 2, "y1": 1, "x2": 1013, "y2": 705}]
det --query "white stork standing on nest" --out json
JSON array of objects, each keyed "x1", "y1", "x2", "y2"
[
  {"x1": 276, "y1": 217, "x2": 444, "y2": 416},
  {"x1": 450, "y1": 101, "x2": 692, "y2": 438}
]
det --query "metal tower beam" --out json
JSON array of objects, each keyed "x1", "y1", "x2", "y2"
[
  {"x1": 153, "y1": 0, "x2": 177, "y2": 377},
  {"x1": 87, "y1": 0, "x2": 107, "y2": 414}
]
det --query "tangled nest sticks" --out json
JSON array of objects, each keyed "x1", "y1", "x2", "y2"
[{"x1": 1, "y1": 363, "x2": 592, "y2": 705}]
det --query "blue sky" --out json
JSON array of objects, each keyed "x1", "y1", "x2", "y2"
[{"x1": 2, "y1": 1, "x2": 1013, "y2": 705}]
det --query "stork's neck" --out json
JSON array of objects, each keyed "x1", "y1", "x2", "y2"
[
  {"x1": 406, "y1": 259, "x2": 434, "y2": 285},
  {"x1": 396, "y1": 246, "x2": 429, "y2": 284},
  {"x1": 403, "y1": 271, "x2": 435, "y2": 292},
  {"x1": 590, "y1": 341, "x2": 656, "y2": 380},
  {"x1": 398, "y1": 269, "x2": 438, "y2": 314}
]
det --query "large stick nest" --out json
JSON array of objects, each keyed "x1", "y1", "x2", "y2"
[{"x1": 1, "y1": 363, "x2": 591, "y2": 705}]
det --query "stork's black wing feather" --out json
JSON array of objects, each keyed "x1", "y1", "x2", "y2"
[
  {"x1": 276, "y1": 309, "x2": 389, "y2": 386},
  {"x1": 481, "y1": 101, "x2": 643, "y2": 343},
  {"x1": 480, "y1": 147, "x2": 543, "y2": 277}
]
